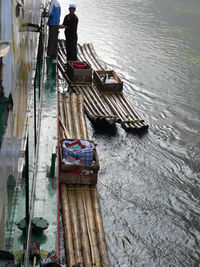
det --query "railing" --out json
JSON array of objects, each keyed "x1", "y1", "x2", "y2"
[{"x1": 23, "y1": 5, "x2": 48, "y2": 267}]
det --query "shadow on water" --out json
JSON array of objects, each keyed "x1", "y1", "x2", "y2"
[{"x1": 90, "y1": 120, "x2": 118, "y2": 137}]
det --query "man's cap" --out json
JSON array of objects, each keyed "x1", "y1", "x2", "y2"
[{"x1": 69, "y1": 4, "x2": 76, "y2": 9}]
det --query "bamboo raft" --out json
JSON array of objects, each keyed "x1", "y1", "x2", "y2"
[
  {"x1": 58, "y1": 43, "x2": 119, "y2": 126},
  {"x1": 58, "y1": 39, "x2": 148, "y2": 132},
  {"x1": 59, "y1": 92, "x2": 110, "y2": 267}
]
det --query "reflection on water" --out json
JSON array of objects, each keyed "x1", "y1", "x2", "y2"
[{"x1": 60, "y1": 0, "x2": 200, "y2": 266}]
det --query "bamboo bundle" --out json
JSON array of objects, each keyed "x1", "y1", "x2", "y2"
[
  {"x1": 85, "y1": 85, "x2": 109, "y2": 116},
  {"x1": 88, "y1": 43, "x2": 106, "y2": 70},
  {"x1": 74, "y1": 86, "x2": 119, "y2": 125},
  {"x1": 115, "y1": 94, "x2": 142, "y2": 129},
  {"x1": 119, "y1": 94, "x2": 148, "y2": 129},
  {"x1": 77, "y1": 44, "x2": 90, "y2": 66},
  {"x1": 61, "y1": 184, "x2": 75, "y2": 267},
  {"x1": 58, "y1": 55, "x2": 68, "y2": 81},
  {"x1": 91, "y1": 85, "x2": 114, "y2": 115},
  {"x1": 73, "y1": 87, "x2": 99, "y2": 121},
  {"x1": 59, "y1": 40, "x2": 67, "y2": 58},
  {"x1": 70, "y1": 93, "x2": 82, "y2": 139},
  {"x1": 91, "y1": 188, "x2": 111, "y2": 267},
  {"x1": 77, "y1": 94, "x2": 89, "y2": 140},
  {"x1": 77, "y1": 44, "x2": 86, "y2": 62},
  {"x1": 107, "y1": 93, "x2": 128, "y2": 118},
  {"x1": 83, "y1": 186, "x2": 101, "y2": 266},
  {"x1": 83, "y1": 43, "x2": 100, "y2": 70},
  {"x1": 103, "y1": 93, "x2": 125, "y2": 122},
  {"x1": 58, "y1": 53, "x2": 66, "y2": 69},
  {"x1": 77, "y1": 86, "x2": 101, "y2": 116},
  {"x1": 65, "y1": 93, "x2": 75, "y2": 139},
  {"x1": 75, "y1": 42, "x2": 148, "y2": 132},
  {"x1": 67, "y1": 185, "x2": 83, "y2": 264},
  {"x1": 75, "y1": 185, "x2": 93, "y2": 267},
  {"x1": 58, "y1": 93, "x2": 65, "y2": 140},
  {"x1": 103, "y1": 93, "x2": 133, "y2": 130}
]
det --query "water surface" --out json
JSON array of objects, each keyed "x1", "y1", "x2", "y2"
[{"x1": 60, "y1": 1, "x2": 200, "y2": 266}]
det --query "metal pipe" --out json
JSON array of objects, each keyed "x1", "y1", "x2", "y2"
[
  {"x1": 34, "y1": 78, "x2": 37, "y2": 149},
  {"x1": 25, "y1": 135, "x2": 29, "y2": 236}
]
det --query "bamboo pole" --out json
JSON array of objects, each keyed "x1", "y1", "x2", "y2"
[
  {"x1": 88, "y1": 43, "x2": 106, "y2": 70},
  {"x1": 73, "y1": 86, "x2": 98, "y2": 122},
  {"x1": 75, "y1": 87, "x2": 100, "y2": 121},
  {"x1": 75, "y1": 185, "x2": 93, "y2": 267},
  {"x1": 78, "y1": 44, "x2": 90, "y2": 66},
  {"x1": 91, "y1": 85, "x2": 114, "y2": 115},
  {"x1": 58, "y1": 50, "x2": 65, "y2": 66},
  {"x1": 83, "y1": 43, "x2": 99, "y2": 70},
  {"x1": 120, "y1": 94, "x2": 148, "y2": 128},
  {"x1": 65, "y1": 92, "x2": 75, "y2": 139},
  {"x1": 63, "y1": 95, "x2": 69, "y2": 130},
  {"x1": 82, "y1": 186, "x2": 101, "y2": 266},
  {"x1": 59, "y1": 116, "x2": 71, "y2": 139},
  {"x1": 77, "y1": 94, "x2": 89, "y2": 140},
  {"x1": 58, "y1": 93, "x2": 65, "y2": 140},
  {"x1": 104, "y1": 93, "x2": 132, "y2": 130},
  {"x1": 110, "y1": 93, "x2": 136, "y2": 128},
  {"x1": 77, "y1": 44, "x2": 86, "y2": 62},
  {"x1": 59, "y1": 40, "x2": 67, "y2": 58},
  {"x1": 115, "y1": 94, "x2": 141, "y2": 128},
  {"x1": 91, "y1": 188, "x2": 111, "y2": 267},
  {"x1": 85, "y1": 85, "x2": 110, "y2": 116},
  {"x1": 103, "y1": 93, "x2": 124, "y2": 122},
  {"x1": 67, "y1": 186, "x2": 84, "y2": 264},
  {"x1": 108, "y1": 93, "x2": 128, "y2": 118},
  {"x1": 70, "y1": 93, "x2": 82, "y2": 139},
  {"x1": 59, "y1": 93, "x2": 72, "y2": 139},
  {"x1": 77, "y1": 86, "x2": 105, "y2": 121},
  {"x1": 61, "y1": 184, "x2": 75, "y2": 267},
  {"x1": 78, "y1": 86, "x2": 101, "y2": 116},
  {"x1": 59, "y1": 44, "x2": 67, "y2": 61}
]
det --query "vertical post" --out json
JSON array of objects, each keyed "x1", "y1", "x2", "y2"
[
  {"x1": 25, "y1": 135, "x2": 29, "y2": 236},
  {"x1": 38, "y1": 14, "x2": 44, "y2": 100},
  {"x1": 0, "y1": 57, "x2": 3, "y2": 96},
  {"x1": 34, "y1": 78, "x2": 37, "y2": 149}
]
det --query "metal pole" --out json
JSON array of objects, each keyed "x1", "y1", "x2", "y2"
[
  {"x1": 34, "y1": 79, "x2": 37, "y2": 149},
  {"x1": 25, "y1": 135, "x2": 29, "y2": 236}
]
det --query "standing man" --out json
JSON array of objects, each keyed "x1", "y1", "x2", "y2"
[
  {"x1": 47, "y1": 0, "x2": 61, "y2": 59},
  {"x1": 62, "y1": 4, "x2": 78, "y2": 61}
]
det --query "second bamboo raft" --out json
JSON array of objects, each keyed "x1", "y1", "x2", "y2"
[{"x1": 58, "y1": 40, "x2": 148, "y2": 132}]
